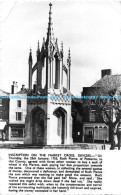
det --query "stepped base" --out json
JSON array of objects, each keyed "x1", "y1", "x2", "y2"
[{"x1": 0, "y1": 143, "x2": 97, "y2": 149}]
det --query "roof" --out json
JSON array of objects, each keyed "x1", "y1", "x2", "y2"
[
  {"x1": 0, "y1": 89, "x2": 9, "y2": 96},
  {"x1": 92, "y1": 74, "x2": 121, "y2": 93},
  {"x1": 82, "y1": 87, "x2": 108, "y2": 96},
  {"x1": 16, "y1": 89, "x2": 28, "y2": 94},
  {"x1": 83, "y1": 74, "x2": 121, "y2": 96}
]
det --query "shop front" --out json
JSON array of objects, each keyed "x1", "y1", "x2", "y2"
[
  {"x1": 0, "y1": 122, "x2": 7, "y2": 141},
  {"x1": 9, "y1": 124, "x2": 25, "y2": 141},
  {"x1": 82, "y1": 123, "x2": 109, "y2": 143}
]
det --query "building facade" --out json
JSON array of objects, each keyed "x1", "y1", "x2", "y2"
[
  {"x1": 24, "y1": 3, "x2": 73, "y2": 145},
  {"x1": 0, "y1": 89, "x2": 9, "y2": 140},
  {"x1": 81, "y1": 69, "x2": 121, "y2": 143},
  {"x1": 9, "y1": 82, "x2": 27, "y2": 141}
]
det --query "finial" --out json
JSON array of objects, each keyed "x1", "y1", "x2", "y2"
[
  {"x1": 37, "y1": 41, "x2": 40, "y2": 60},
  {"x1": 61, "y1": 42, "x2": 63, "y2": 52},
  {"x1": 29, "y1": 47, "x2": 32, "y2": 56},
  {"x1": 49, "y1": 3, "x2": 52, "y2": 8},
  {"x1": 69, "y1": 47, "x2": 70, "y2": 54},
  {"x1": 49, "y1": 3, "x2": 52, "y2": 22},
  {"x1": 67, "y1": 47, "x2": 71, "y2": 67},
  {"x1": 37, "y1": 41, "x2": 40, "y2": 51},
  {"x1": 29, "y1": 47, "x2": 32, "y2": 63},
  {"x1": 43, "y1": 37, "x2": 45, "y2": 43},
  {"x1": 42, "y1": 37, "x2": 46, "y2": 49},
  {"x1": 68, "y1": 47, "x2": 71, "y2": 59}
]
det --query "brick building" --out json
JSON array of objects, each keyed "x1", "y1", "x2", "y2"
[
  {"x1": 72, "y1": 98, "x2": 83, "y2": 142},
  {"x1": 82, "y1": 69, "x2": 121, "y2": 143}
]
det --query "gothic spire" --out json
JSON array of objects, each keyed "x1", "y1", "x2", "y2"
[
  {"x1": 60, "y1": 42, "x2": 64, "y2": 58},
  {"x1": 37, "y1": 41, "x2": 40, "y2": 52},
  {"x1": 68, "y1": 48, "x2": 70, "y2": 58},
  {"x1": 29, "y1": 48, "x2": 32, "y2": 64},
  {"x1": 42, "y1": 37, "x2": 45, "y2": 45},
  {"x1": 37, "y1": 41, "x2": 40, "y2": 61},
  {"x1": 67, "y1": 48, "x2": 71, "y2": 66},
  {"x1": 61, "y1": 42, "x2": 63, "y2": 53},
  {"x1": 46, "y1": 3, "x2": 54, "y2": 44}
]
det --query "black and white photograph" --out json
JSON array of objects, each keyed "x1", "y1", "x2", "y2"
[{"x1": 0, "y1": 0, "x2": 121, "y2": 194}]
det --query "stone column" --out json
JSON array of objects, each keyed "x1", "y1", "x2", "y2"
[
  {"x1": 46, "y1": 57, "x2": 51, "y2": 89},
  {"x1": 68, "y1": 66, "x2": 70, "y2": 90},
  {"x1": 67, "y1": 69, "x2": 69, "y2": 91},
  {"x1": 42, "y1": 58, "x2": 46, "y2": 89},
  {"x1": 50, "y1": 58, "x2": 53, "y2": 88},
  {"x1": 60, "y1": 59, "x2": 63, "y2": 91},
  {"x1": 55, "y1": 58, "x2": 60, "y2": 89},
  {"x1": 29, "y1": 61, "x2": 32, "y2": 90},
  {"x1": 37, "y1": 59, "x2": 43, "y2": 91}
]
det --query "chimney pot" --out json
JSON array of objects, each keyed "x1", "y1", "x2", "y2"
[{"x1": 21, "y1": 85, "x2": 25, "y2": 90}]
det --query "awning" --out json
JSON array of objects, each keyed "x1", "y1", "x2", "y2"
[{"x1": 0, "y1": 122, "x2": 6, "y2": 130}]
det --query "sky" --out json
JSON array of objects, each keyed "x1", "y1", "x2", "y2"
[{"x1": 1, "y1": 0, "x2": 121, "y2": 95}]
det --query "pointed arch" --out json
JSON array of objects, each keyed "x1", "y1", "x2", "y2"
[
  {"x1": 31, "y1": 107, "x2": 45, "y2": 145},
  {"x1": 53, "y1": 107, "x2": 67, "y2": 144}
]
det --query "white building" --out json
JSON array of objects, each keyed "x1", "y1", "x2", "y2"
[
  {"x1": 24, "y1": 4, "x2": 73, "y2": 145},
  {"x1": 9, "y1": 82, "x2": 27, "y2": 141}
]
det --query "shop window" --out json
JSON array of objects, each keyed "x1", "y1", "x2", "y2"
[
  {"x1": 16, "y1": 112, "x2": 22, "y2": 121},
  {"x1": 99, "y1": 126, "x2": 108, "y2": 140},
  {"x1": 17, "y1": 100, "x2": 21, "y2": 108},
  {"x1": 11, "y1": 127, "x2": 23, "y2": 138}
]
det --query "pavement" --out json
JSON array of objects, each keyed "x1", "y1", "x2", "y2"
[
  {"x1": 0, "y1": 140, "x2": 112, "y2": 150},
  {"x1": 0, "y1": 140, "x2": 23, "y2": 144}
]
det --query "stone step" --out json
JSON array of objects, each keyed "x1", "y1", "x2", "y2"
[{"x1": 0, "y1": 143, "x2": 98, "y2": 149}]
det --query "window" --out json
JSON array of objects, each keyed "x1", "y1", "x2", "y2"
[
  {"x1": 17, "y1": 100, "x2": 21, "y2": 108},
  {"x1": 11, "y1": 127, "x2": 23, "y2": 138},
  {"x1": 0, "y1": 99, "x2": 2, "y2": 106},
  {"x1": 0, "y1": 112, "x2": 2, "y2": 120},
  {"x1": 99, "y1": 126, "x2": 108, "y2": 140},
  {"x1": 16, "y1": 112, "x2": 22, "y2": 121},
  {"x1": 91, "y1": 100, "x2": 95, "y2": 105},
  {"x1": 78, "y1": 132, "x2": 80, "y2": 135},
  {"x1": 90, "y1": 110, "x2": 96, "y2": 122}
]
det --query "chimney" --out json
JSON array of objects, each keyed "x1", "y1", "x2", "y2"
[
  {"x1": 21, "y1": 84, "x2": 25, "y2": 91},
  {"x1": 11, "y1": 81, "x2": 18, "y2": 94},
  {"x1": 101, "y1": 69, "x2": 112, "y2": 78}
]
